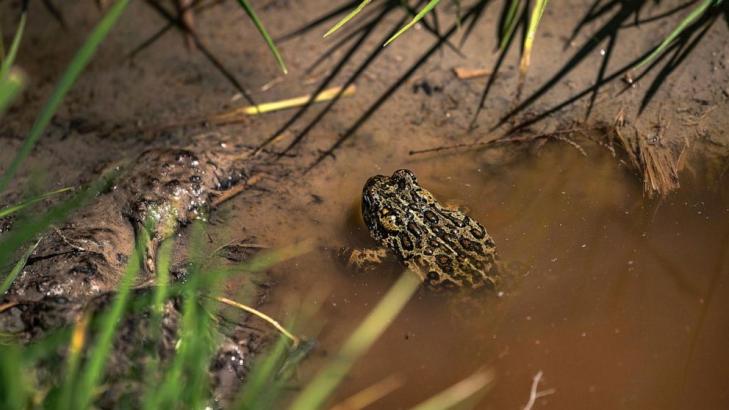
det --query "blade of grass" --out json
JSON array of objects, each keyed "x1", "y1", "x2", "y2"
[
  {"x1": 0, "y1": 0, "x2": 130, "y2": 194},
  {"x1": 144, "y1": 223, "x2": 217, "y2": 409},
  {"x1": 74, "y1": 229, "x2": 144, "y2": 409},
  {"x1": 289, "y1": 271, "x2": 420, "y2": 410},
  {"x1": 0, "y1": 68, "x2": 26, "y2": 116},
  {"x1": 235, "y1": 0, "x2": 288, "y2": 74},
  {"x1": 213, "y1": 296, "x2": 300, "y2": 346},
  {"x1": 323, "y1": 0, "x2": 372, "y2": 38},
  {"x1": 0, "y1": 187, "x2": 72, "y2": 218},
  {"x1": 57, "y1": 311, "x2": 91, "y2": 410},
  {"x1": 499, "y1": 0, "x2": 522, "y2": 51},
  {"x1": 233, "y1": 334, "x2": 290, "y2": 409},
  {"x1": 330, "y1": 374, "x2": 404, "y2": 410},
  {"x1": 0, "y1": 345, "x2": 30, "y2": 409},
  {"x1": 635, "y1": 0, "x2": 715, "y2": 69},
  {"x1": 411, "y1": 368, "x2": 494, "y2": 410},
  {"x1": 0, "y1": 11, "x2": 27, "y2": 82},
  {"x1": 0, "y1": 238, "x2": 40, "y2": 295},
  {"x1": 518, "y1": 0, "x2": 548, "y2": 77},
  {"x1": 383, "y1": 0, "x2": 441, "y2": 46}
]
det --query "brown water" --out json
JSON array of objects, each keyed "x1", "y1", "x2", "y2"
[{"x1": 255, "y1": 144, "x2": 729, "y2": 409}]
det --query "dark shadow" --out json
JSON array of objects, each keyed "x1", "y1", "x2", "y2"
[
  {"x1": 252, "y1": 1, "x2": 399, "y2": 155},
  {"x1": 274, "y1": 0, "x2": 363, "y2": 43},
  {"x1": 619, "y1": 1, "x2": 695, "y2": 28},
  {"x1": 143, "y1": 0, "x2": 257, "y2": 106},
  {"x1": 494, "y1": 1, "x2": 652, "y2": 130},
  {"x1": 504, "y1": 46, "x2": 656, "y2": 134},
  {"x1": 639, "y1": 12, "x2": 717, "y2": 113},
  {"x1": 126, "y1": 0, "x2": 219, "y2": 60},
  {"x1": 502, "y1": 1, "x2": 727, "y2": 130},
  {"x1": 303, "y1": 14, "x2": 381, "y2": 75},
  {"x1": 307, "y1": 0, "x2": 494, "y2": 171},
  {"x1": 253, "y1": 0, "x2": 469, "y2": 155},
  {"x1": 458, "y1": 0, "x2": 491, "y2": 48},
  {"x1": 565, "y1": 0, "x2": 620, "y2": 50},
  {"x1": 402, "y1": 3, "x2": 465, "y2": 57},
  {"x1": 41, "y1": 0, "x2": 66, "y2": 28},
  {"x1": 469, "y1": 0, "x2": 520, "y2": 130},
  {"x1": 271, "y1": 1, "x2": 423, "y2": 157},
  {"x1": 585, "y1": 30, "x2": 616, "y2": 119}
]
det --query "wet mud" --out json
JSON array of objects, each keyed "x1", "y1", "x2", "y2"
[
  {"x1": 0, "y1": 132, "x2": 279, "y2": 405},
  {"x1": 1, "y1": 0, "x2": 729, "y2": 408}
]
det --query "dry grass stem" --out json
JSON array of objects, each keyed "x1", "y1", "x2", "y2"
[
  {"x1": 211, "y1": 172, "x2": 264, "y2": 207},
  {"x1": 522, "y1": 370, "x2": 555, "y2": 410},
  {"x1": 611, "y1": 112, "x2": 687, "y2": 197},
  {"x1": 0, "y1": 301, "x2": 18, "y2": 313},
  {"x1": 213, "y1": 295, "x2": 300, "y2": 347},
  {"x1": 330, "y1": 374, "x2": 405, "y2": 410},
  {"x1": 211, "y1": 85, "x2": 356, "y2": 122},
  {"x1": 453, "y1": 67, "x2": 491, "y2": 80}
]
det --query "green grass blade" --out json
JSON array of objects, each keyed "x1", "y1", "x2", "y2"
[
  {"x1": 233, "y1": 335, "x2": 290, "y2": 409},
  {"x1": 499, "y1": 0, "x2": 522, "y2": 51},
  {"x1": 0, "y1": 68, "x2": 25, "y2": 117},
  {"x1": 152, "y1": 237, "x2": 172, "y2": 315},
  {"x1": 0, "y1": 187, "x2": 72, "y2": 218},
  {"x1": 411, "y1": 368, "x2": 494, "y2": 410},
  {"x1": 383, "y1": 0, "x2": 441, "y2": 47},
  {"x1": 519, "y1": 0, "x2": 548, "y2": 76},
  {"x1": 0, "y1": 12, "x2": 26, "y2": 82},
  {"x1": 0, "y1": 238, "x2": 40, "y2": 295},
  {"x1": 289, "y1": 271, "x2": 420, "y2": 410},
  {"x1": 236, "y1": 0, "x2": 288, "y2": 74},
  {"x1": 0, "y1": 345, "x2": 30, "y2": 409},
  {"x1": 75, "y1": 231, "x2": 144, "y2": 409},
  {"x1": 323, "y1": 0, "x2": 372, "y2": 38},
  {"x1": 143, "y1": 224, "x2": 217, "y2": 410},
  {"x1": 0, "y1": 0, "x2": 130, "y2": 194},
  {"x1": 635, "y1": 0, "x2": 714, "y2": 69},
  {"x1": 57, "y1": 311, "x2": 91, "y2": 410}
]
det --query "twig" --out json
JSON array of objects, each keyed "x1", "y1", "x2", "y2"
[
  {"x1": 0, "y1": 301, "x2": 18, "y2": 313},
  {"x1": 212, "y1": 295, "x2": 300, "y2": 347},
  {"x1": 409, "y1": 128, "x2": 584, "y2": 155},
  {"x1": 453, "y1": 67, "x2": 491, "y2": 80},
  {"x1": 211, "y1": 85, "x2": 357, "y2": 121},
  {"x1": 523, "y1": 370, "x2": 556, "y2": 410},
  {"x1": 211, "y1": 173, "x2": 264, "y2": 207}
]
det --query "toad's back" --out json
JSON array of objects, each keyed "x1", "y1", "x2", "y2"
[{"x1": 362, "y1": 169, "x2": 499, "y2": 289}]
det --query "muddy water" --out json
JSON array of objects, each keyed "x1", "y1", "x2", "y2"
[{"x1": 257, "y1": 143, "x2": 729, "y2": 409}]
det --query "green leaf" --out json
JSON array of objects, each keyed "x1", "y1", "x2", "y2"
[
  {"x1": 635, "y1": 0, "x2": 714, "y2": 69},
  {"x1": 236, "y1": 0, "x2": 288, "y2": 74},
  {"x1": 519, "y1": 0, "x2": 549, "y2": 76},
  {"x1": 0, "y1": 239, "x2": 40, "y2": 296},
  {"x1": 323, "y1": 0, "x2": 372, "y2": 38},
  {"x1": 74, "y1": 230, "x2": 144, "y2": 409},
  {"x1": 0, "y1": 68, "x2": 25, "y2": 116},
  {"x1": 0, "y1": 187, "x2": 72, "y2": 218},
  {"x1": 0, "y1": 12, "x2": 26, "y2": 82},
  {"x1": 383, "y1": 0, "x2": 441, "y2": 47},
  {"x1": 0, "y1": 0, "x2": 130, "y2": 194},
  {"x1": 289, "y1": 271, "x2": 420, "y2": 410},
  {"x1": 499, "y1": 0, "x2": 522, "y2": 51}
]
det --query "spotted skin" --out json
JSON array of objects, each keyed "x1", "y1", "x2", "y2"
[{"x1": 362, "y1": 169, "x2": 499, "y2": 289}]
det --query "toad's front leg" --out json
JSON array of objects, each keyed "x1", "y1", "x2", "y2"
[{"x1": 335, "y1": 247, "x2": 395, "y2": 271}]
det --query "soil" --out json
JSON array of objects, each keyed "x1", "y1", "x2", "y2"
[{"x1": 1, "y1": 0, "x2": 728, "y2": 408}]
